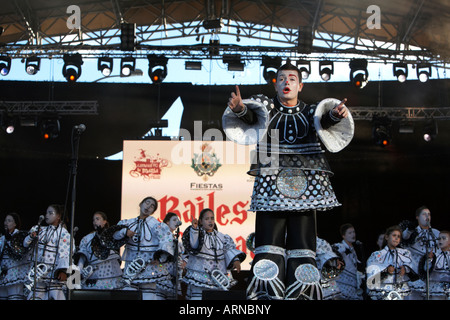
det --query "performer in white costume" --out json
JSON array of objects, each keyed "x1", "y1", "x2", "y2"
[
  {"x1": 418, "y1": 230, "x2": 450, "y2": 300},
  {"x1": 23, "y1": 204, "x2": 72, "y2": 300},
  {"x1": 182, "y1": 208, "x2": 246, "y2": 300},
  {"x1": 75, "y1": 211, "x2": 123, "y2": 290},
  {"x1": 332, "y1": 223, "x2": 364, "y2": 300},
  {"x1": 366, "y1": 225, "x2": 418, "y2": 300},
  {"x1": 400, "y1": 205, "x2": 439, "y2": 299},
  {"x1": 113, "y1": 196, "x2": 174, "y2": 300},
  {"x1": 223, "y1": 62, "x2": 353, "y2": 300},
  {"x1": 0, "y1": 213, "x2": 30, "y2": 300},
  {"x1": 316, "y1": 237, "x2": 344, "y2": 300},
  {"x1": 156, "y1": 212, "x2": 187, "y2": 300}
]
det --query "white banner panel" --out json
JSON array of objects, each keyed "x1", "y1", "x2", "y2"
[{"x1": 121, "y1": 140, "x2": 256, "y2": 269}]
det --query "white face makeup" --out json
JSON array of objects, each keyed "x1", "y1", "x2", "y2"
[
  {"x1": 417, "y1": 209, "x2": 431, "y2": 227},
  {"x1": 4, "y1": 215, "x2": 16, "y2": 232},
  {"x1": 343, "y1": 227, "x2": 356, "y2": 244},
  {"x1": 200, "y1": 210, "x2": 215, "y2": 233},
  {"x1": 140, "y1": 198, "x2": 157, "y2": 217},
  {"x1": 45, "y1": 206, "x2": 60, "y2": 226},
  {"x1": 438, "y1": 233, "x2": 450, "y2": 251},
  {"x1": 167, "y1": 215, "x2": 181, "y2": 231},
  {"x1": 275, "y1": 70, "x2": 303, "y2": 105}
]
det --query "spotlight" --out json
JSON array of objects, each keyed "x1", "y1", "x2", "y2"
[
  {"x1": 120, "y1": 57, "x2": 136, "y2": 77},
  {"x1": 1, "y1": 113, "x2": 15, "y2": 134},
  {"x1": 319, "y1": 60, "x2": 334, "y2": 81},
  {"x1": 416, "y1": 63, "x2": 431, "y2": 83},
  {"x1": 296, "y1": 60, "x2": 311, "y2": 80},
  {"x1": 372, "y1": 116, "x2": 391, "y2": 147},
  {"x1": 40, "y1": 118, "x2": 60, "y2": 140},
  {"x1": 423, "y1": 119, "x2": 438, "y2": 142},
  {"x1": 393, "y1": 63, "x2": 408, "y2": 83},
  {"x1": 147, "y1": 54, "x2": 168, "y2": 83},
  {"x1": 223, "y1": 54, "x2": 244, "y2": 72},
  {"x1": 0, "y1": 56, "x2": 11, "y2": 76},
  {"x1": 349, "y1": 59, "x2": 369, "y2": 89},
  {"x1": 25, "y1": 56, "x2": 41, "y2": 75},
  {"x1": 62, "y1": 53, "x2": 83, "y2": 82},
  {"x1": 98, "y1": 57, "x2": 113, "y2": 76},
  {"x1": 262, "y1": 56, "x2": 282, "y2": 85}
]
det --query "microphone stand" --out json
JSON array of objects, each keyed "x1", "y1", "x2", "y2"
[
  {"x1": 67, "y1": 127, "x2": 83, "y2": 300},
  {"x1": 32, "y1": 220, "x2": 43, "y2": 300},
  {"x1": 424, "y1": 229, "x2": 431, "y2": 300},
  {"x1": 173, "y1": 227, "x2": 180, "y2": 300}
]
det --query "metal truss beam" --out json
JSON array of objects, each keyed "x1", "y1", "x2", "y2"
[
  {"x1": 0, "y1": 101, "x2": 99, "y2": 116},
  {"x1": 349, "y1": 107, "x2": 450, "y2": 121}
]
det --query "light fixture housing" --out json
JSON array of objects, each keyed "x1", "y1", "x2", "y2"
[
  {"x1": 423, "y1": 119, "x2": 438, "y2": 142},
  {"x1": 296, "y1": 60, "x2": 311, "y2": 80},
  {"x1": 98, "y1": 57, "x2": 113, "y2": 76},
  {"x1": 62, "y1": 53, "x2": 83, "y2": 82},
  {"x1": 262, "y1": 56, "x2": 282, "y2": 85},
  {"x1": 416, "y1": 63, "x2": 432, "y2": 83},
  {"x1": 223, "y1": 54, "x2": 244, "y2": 72},
  {"x1": 0, "y1": 56, "x2": 11, "y2": 76},
  {"x1": 319, "y1": 60, "x2": 334, "y2": 81},
  {"x1": 393, "y1": 62, "x2": 408, "y2": 83},
  {"x1": 372, "y1": 116, "x2": 391, "y2": 147},
  {"x1": 147, "y1": 54, "x2": 168, "y2": 83},
  {"x1": 349, "y1": 59, "x2": 369, "y2": 89},
  {"x1": 25, "y1": 56, "x2": 41, "y2": 75},
  {"x1": 120, "y1": 57, "x2": 136, "y2": 77}
]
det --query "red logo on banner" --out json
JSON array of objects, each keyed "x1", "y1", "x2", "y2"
[{"x1": 129, "y1": 149, "x2": 171, "y2": 180}]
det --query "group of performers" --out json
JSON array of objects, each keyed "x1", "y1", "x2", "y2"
[{"x1": 0, "y1": 61, "x2": 448, "y2": 300}]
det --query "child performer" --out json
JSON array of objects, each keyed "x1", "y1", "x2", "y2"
[
  {"x1": 366, "y1": 225, "x2": 418, "y2": 300},
  {"x1": 23, "y1": 204, "x2": 72, "y2": 300},
  {"x1": 182, "y1": 208, "x2": 246, "y2": 300},
  {"x1": 75, "y1": 211, "x2": 123, "y2": 290},
  {"x1": 0, "y1": 213, "x2": 30, "y2": 300},
  {"x1": 420, "y1": 230, "x2": 450, "y2": 300},
  {"x1": 113, "y1": 196, "x2": 173, "y2": 300}
]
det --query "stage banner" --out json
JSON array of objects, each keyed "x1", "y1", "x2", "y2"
[{"x1": 121, "y1": 140, "x2": 256, "y2": 269}]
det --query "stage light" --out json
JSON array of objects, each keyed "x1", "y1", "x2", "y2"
[
  {"x1": 98, "y1": 57, "x2": 113, "y2": 76},
  {"x1": 223, "y1": 54, "x2": 244, "y2": 72},
  {"x1": 0, "y1": 56, "x2": 11, "y2": 76},
  {"x1": 319, "y1": 60, "x2": 334, "y2": 81},
  {"x1": 40, "y1": 118, "x2": 60, "y2": 140},
  {"x1": 185, "y1": 61, "x2": 202, "y2": 70},
  {"x1": 262, "y1": 56, "x2": 282, "y2": 85},
  {"x1": 423, "y1": 119, "x2": 438, "y2": 142},
  {"x1": 416, "y1": 63, "x2": 431, "y2": 83},
  {"x1": 120, "y1": 22, "x2": 136, "y2": 51},
  {"x1": 25, "y1": 57, "x2": 41, "y2": 75},
  {"x1": 393, "y1": 63, "x2": 408, "y2": 83},
  {"x1": 147, "y1": 54, "x2": 168, "y2": 83},
  {"x1": 120, "y1": 57, "x2": 135, "y2": 77},
  {"x1": 296, "y1": 60, "x2": 311, "y2": 80},
  {"x1": 349, "y1": 59, "x2": 369, "y2": 89},
  {"x1": 372, "y1": 116, "x2": 391, "y2": 147},
  {"x1": 62, "y1": 53, "x2": 83, "y2": 82},
  {"x1": 1, "y1": 113, "x2": 15, "y2": 134}
]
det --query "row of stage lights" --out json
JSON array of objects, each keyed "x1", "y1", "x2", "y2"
[
  {"x1": 372, "y1": 117, "x2": 438, "y2": 147},
  {"x1": 0, "y1": 54, "x2": 435, "y2": 87},
  {"x1": 261, "y1": 57, "x2": 434, "y2": 88},
  {"x1": 0, "y1": 53, "x2": 169, "y2": 84},
  {"x1": 0, "y1": 114, "x2": 61, "y2": 140}
]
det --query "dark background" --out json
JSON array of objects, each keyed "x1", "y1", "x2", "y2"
[{"x1": 1, "y1": 78, "x2": 450, "y2": 257}]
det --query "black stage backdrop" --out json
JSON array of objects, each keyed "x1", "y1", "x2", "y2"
[{"x1": 1, "y1": 79, "x2": 450, "y2": 258}]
